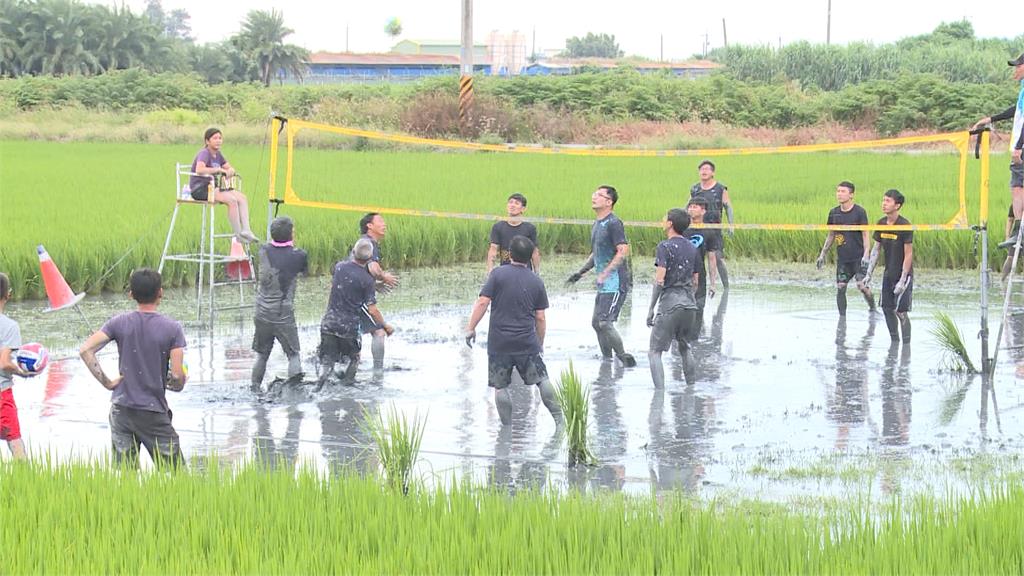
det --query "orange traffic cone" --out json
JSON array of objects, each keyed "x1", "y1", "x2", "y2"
[
  {"x1": 37, "y1": 245, "x2": 86, "y2": 312},
  {"x1": 225, "y1": 238, "x2": 253, "y2": 281}
]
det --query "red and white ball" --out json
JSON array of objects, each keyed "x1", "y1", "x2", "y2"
[{"x1": 16, "y1": 342, "x2": 49, "y2": 374}]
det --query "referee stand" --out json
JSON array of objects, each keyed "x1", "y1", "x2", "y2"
[{"x1": 158, "y1": 162, "x2": 256, "y2": 327}]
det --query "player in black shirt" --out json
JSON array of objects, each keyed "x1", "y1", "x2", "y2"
[
  {"x1": 486, "y1": 193, "x2": 540, "y2": 273},
  {"x1": 465, "y1": 236, "x2": 562, "y2": 427},
  {"x1": 815, "y1": 181, "x2": 875, "y2": 315},
  {"x1": 866, "y1": 189, "x2": 914, "y2": 343},
  {"x1": 689, "y1": 160, "x2": 732, "y2": 289}
]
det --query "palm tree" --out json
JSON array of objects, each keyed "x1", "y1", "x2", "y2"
[
  {"x1": 17, "y1": 0, "x2": 100, "y2": 75},
  {"x1": 233, "y1": 9, "x2": 308, "y2": 86}
]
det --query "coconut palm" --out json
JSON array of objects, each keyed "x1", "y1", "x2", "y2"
[{"x1": 233, "y1": 8, "x2": 308, "y2": 86}]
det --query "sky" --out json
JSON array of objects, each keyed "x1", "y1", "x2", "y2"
[{"x1": 107, "y1": 0, "x2": 1022, "y2": 60}]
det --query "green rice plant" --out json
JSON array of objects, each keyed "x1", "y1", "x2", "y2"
[
  {"x1": 0, "y1": 139, "x2": 998, "y2": 301},
  {"x1": 360, "y1": 403, "x2": 427, "y2": 494},
  {"x1": 555, "y1": 361, "x2": 597, "y2": 467},
  {"x1": 5, "y1": 457, "x2": 1024, "y2": 574},
  {"x1": 931, "y1": 311, "x2": 977, "y2": 373}
]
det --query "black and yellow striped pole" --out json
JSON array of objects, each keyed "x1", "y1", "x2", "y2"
[
  {"x1": 459, "y1": 0, "x2": 473, "y2": 133},
  {"x1": 459, "y1": 74, "x2": 474, "y2": 128}
]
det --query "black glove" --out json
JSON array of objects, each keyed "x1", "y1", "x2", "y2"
[
  {"x1": 566, "y1": 271, "x2": 583, "y2": 285},
  {"x1": 859, "y1": 258, "x2": 869, "y2": 278},
  {"x1": 464, "y1": 330, "x2": 476, "y2": 348}
]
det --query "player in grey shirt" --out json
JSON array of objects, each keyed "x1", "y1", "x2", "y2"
[
  {"x1": 80, "y1": 269, "x2": 188, "y2": 468},
  {"x1": 647, "y1": 209, "x2": 699, "y2": 389},
  {"x1": 251, "y1": 216, "x2": 308, "y2": 393}
]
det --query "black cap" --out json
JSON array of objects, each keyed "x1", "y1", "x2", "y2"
[{"x1": 1009, "y1": 53, "x2": 1024, "y2": 66}]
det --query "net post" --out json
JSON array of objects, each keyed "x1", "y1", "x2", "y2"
[{"x1": 979, "y1": 130, "x2": 991, "y2": 374}]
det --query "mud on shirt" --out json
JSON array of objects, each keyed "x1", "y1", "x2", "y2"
[
  {"x1": 591, "y1": 213, "x2": 629, "y2": 294},
  {"x1": 654, "y1": 236, "x2": 698, "y2": 313},
  {"x1": 321, "y1": 260, "x2": 377, "y2": 338}
]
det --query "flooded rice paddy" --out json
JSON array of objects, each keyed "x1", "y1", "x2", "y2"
[{"x1": 5, "y1": 257, "x2": 1024, "y2": 501}]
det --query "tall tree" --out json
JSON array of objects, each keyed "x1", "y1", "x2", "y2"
[
  {"x1": 561, "y1": 32, "x2": 623, "y2": 59},
  {"x1": 232, "y1": 9, "x2": 308, "y2": 86}
]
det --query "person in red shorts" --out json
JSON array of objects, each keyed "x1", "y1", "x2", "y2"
[{"x1": 0, "y1": 272, "x2": 37, "y2": 459}]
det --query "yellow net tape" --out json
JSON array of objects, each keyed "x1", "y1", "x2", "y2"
[{"x1": 267, "y1": 118, "x2": 989, "y2": 233}]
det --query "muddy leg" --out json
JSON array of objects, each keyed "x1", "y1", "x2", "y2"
[
  {"x1": 251, "y1": 353, "x2": 269, "y2": 390},
  {"x1": 494, "y1": 388, "x2": 513, "y2": 426},
  {"x1": 648, "y1": 350, "x2": 665, "y2": 389},
  {"x1": 836, "y1": 283, "x2": 848, "y2": 316},
  {"x1": 897, "y1": 312, "x2": 911, "y2": 344},
  {"x1": 371, "y1": 330, "x2": 386, "y2": 370},
  {"x1": 537, "y1": 378, "x2": 563, "y2": 425},
  {"x1": 883, "y1": 309, "x2": 900, "y2": 342}
]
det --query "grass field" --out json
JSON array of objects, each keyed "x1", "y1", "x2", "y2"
[
  {"x1": 3, "y1": 459, "x2": 1023, "y2": 574},
  {"x1": 0, "y1": 138, "x2": 999, "y2": 300}
]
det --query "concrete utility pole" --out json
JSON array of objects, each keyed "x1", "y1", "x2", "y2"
[
  {"x1": 346, "y1": 24, "x2": 349, "y2": 52},
  {"x1": 459, "y1": 0, "x2": 474, "y2": 131},
  {"x1": 660, "y1": 34, "x2": 663, "y2": 62},
  {"x1": 826, "y1": 0, "x2": 832, "y2": 45},
  {"x1": 722, "y1": 18, "x2": 728, "y2": 48}
]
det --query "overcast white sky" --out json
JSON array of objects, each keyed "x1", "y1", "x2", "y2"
[{"x1": 108, "y1": 0, "x2": 1021, "y2": 60}]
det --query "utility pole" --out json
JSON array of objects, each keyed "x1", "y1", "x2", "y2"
[
  {"x1": 531, "y1": 26, "x2": 536, "y2": 60},
  {"x1": 826, "y1": 0, "x2": 832, "y2": 45},
  {"x1": 703, "y1": 31, "x2": 709, "y2": 58},
  {"x1": 660, "y1": 34, "x2": 663, "y2": 62},
  {"x1": 459, "y1": 0, "x2": 474, "y2": 132},
  {"x1": 345, "y1": 23, "x2": 349, "y2": 52},
  {"x1": 722, "y1": 18, "x2": 728, "y2": 48}
]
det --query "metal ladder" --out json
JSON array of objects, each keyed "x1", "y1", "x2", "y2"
[{"x1": 158, "y1": 163, "x2": 257, "y2": 326}]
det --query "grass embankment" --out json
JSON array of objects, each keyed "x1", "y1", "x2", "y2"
[
  {"x1": 0, "y1": 139, "x2": 998, "y2": 300},
  {"x1": 2, "y1": 459, "x2": 1022, "y2": 574}
]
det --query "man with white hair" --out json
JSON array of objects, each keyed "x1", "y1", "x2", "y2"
[{"x1": 317, "y1": 238, "x2": 393, "y2": 390}]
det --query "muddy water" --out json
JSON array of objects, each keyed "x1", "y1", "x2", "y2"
[{"x1": 6, "y1": 257, "x2": 1024, "y2": 500}]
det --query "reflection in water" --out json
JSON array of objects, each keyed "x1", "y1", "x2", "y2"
[
  {"x1": 590, "y1": 360, "x2": 626, "y2": 462},
  {"x1": 828, "y1": 316, "x2": 875, "y2": 450},
  {"x1": 881, "y1": 342, "x2": 912, "y2": 446},
  {"x1": 686, "y1": 292, "x2": 729, "y2": 383},
  {"x1": 318, "y1": 392, "x2": 377, "y2": 475},
  {"x1": 646, "y1": 388, "x2": 711, "y2": 493},
  {"x1": 40, "y1": 358, "x2": 74, "y2": 417},
  {"x1": 488, "y1": 426, "x2": 552, "y2": 494},
  {"x1": 251, "y1": 403, "x2": 303, "y2": 470}
]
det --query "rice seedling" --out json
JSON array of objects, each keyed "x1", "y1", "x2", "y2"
[
  {"x1": 555, "y1": 361, "x2": 596, "y2": 467},
  {"x1": 4, "y1": 457, "x2": 1024, "y2": 574},
  {"x1": 360, "y1": 403, "x2": 427, "y2": 494},
  {"x1": 931, "y1": 311, "x2": 977, "y2": 373}
]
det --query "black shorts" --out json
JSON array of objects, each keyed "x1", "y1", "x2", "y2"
[
  {"x1": 649, "y1": 307, "x2": 698, "y2": 352},
  {"x1": 252, "y1": 317, "x2": 300, "y2": 357},
  {"x1": 360, "y1": 315, "x2": 384, "y2": 334},
  {"x1": 880, "y1": 275, "x2": 913, "y2": 312},
  {"x1": 488, "y1": 353, "x2": 549, "y2": 389},
  {"x1": 189, "y1": 178, "x2": 213, "y2": 201},
  {"x1": 109, "y1": 404, "x2": 183, "y2": 469},
  {"x1": 319, "y1": 331, "x2": 361, "y2": 364},
  {"x1": 1011, "y1": 162, "x2": 1023, "y2": 189},
  {"x1": 593, "y1": 290, "x2": 627, "y2": 325},
  {"x1": 836, "y1": 260, "x2": 866, "y2": 285}
]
